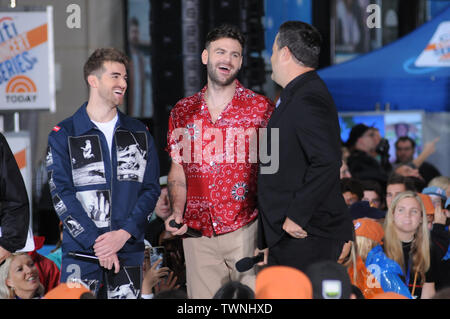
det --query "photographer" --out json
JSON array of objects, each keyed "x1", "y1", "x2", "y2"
[
  {"x1": 346, "y1": 124, "x2": 390, "y2": 189},
  {"x1": 370, "y1": 127, "x2": 392, "y2": 174}
]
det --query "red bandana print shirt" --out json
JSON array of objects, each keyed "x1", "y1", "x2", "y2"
[{"x1": 166, "y1": 80, "x2": 274, "y2": 237}]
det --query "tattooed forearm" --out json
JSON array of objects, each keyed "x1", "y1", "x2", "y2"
[{"x1": 167, "y1": 180, "x2": 187, "y2": 189}]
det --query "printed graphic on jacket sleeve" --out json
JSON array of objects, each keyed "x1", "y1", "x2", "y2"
[
  {"x1": 76, "y1": 190, "x2": 111, "y2": 228},
  {"x1": 115, "y1": 131, "x2": 148, "y2": 182},
  {"x1": 48, "y1": 170, "x2": 56, "y2": 192},
  {"x1": 63, "y1": 215, "x2": 85, "y2": 238},
  {"x1": 52, "y1": 194, "x2": 67, "y2": 216},
  {"x1": 46, "y1": 145, "x2": 53, "y2": 166},
  {"x1": 68, "y1": 135, "x2": 106, "y2": 186},
  {"x1": 106, "y1": 266, "x2": 141, "y2": 299}
]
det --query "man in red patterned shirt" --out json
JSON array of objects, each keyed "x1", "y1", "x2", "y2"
[{"x1": 165, "y1": 25, "x2": 274, "y2": 299}]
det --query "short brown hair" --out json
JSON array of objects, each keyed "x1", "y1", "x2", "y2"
[
  {"x1": 205, "y1": 24, "x2": 245, "y2": 50},
  {"x1": 83, "y1": 48, "x2": 129, "y2": 85}
]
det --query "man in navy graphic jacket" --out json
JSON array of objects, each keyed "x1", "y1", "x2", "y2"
[{"x1": 46, "y1": 48, "x2": 160, "y2": 297}]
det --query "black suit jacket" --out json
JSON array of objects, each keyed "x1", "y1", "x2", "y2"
[
  {"x1": 0, "y1": 132, "x2": 30, "y2": 252},
  {"x1": 257, "y1": 71, "x2": 353, "y2": 249}
]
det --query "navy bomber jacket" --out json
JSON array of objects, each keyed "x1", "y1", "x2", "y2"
[{"x1": 46, "y1": 103, "x2": 160, "y2": 256}]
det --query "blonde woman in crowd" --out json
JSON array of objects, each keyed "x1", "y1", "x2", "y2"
[
  {"x1": 340, "y1": 218, "x2": 384, "y2": 299},
  {"x1": 383, "y1": 191, "x2": 435, "y2": 298},
  {"x1": 0, "y1": 253, "x2": 44, "y2": 299}
]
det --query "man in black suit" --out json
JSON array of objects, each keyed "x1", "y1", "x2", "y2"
[{"x1": 257, "y1": 21, "x2": 353, "y2": 271}]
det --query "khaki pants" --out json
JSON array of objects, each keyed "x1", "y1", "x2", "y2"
[{"x1": 182, "y1": 220, "x2": 257, "y2": 299}]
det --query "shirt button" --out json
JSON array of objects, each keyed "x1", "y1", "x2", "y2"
[
  {"x1": 210, "y1": 161, "x2": 215, "y2": 166},
  {"x1": 213, "y1": 222, "x2": 217, "y2": 227}
]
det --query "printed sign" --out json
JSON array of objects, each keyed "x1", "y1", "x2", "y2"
[
  {"x1": 415, "y1": 21, "x2": 450, "y2": 67},
  {"x1": 0, "y1": 7, "x2": 55, "y2": 111}
]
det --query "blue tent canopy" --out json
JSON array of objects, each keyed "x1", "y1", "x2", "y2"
[{"x1": 318, "y1": 6, "x2": 450, "y2": 112}]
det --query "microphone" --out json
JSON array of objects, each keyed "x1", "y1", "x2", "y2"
[
  {"x1": 235, "y1": 253, "x2": 264, "y2": 272},
  {"x1": 169, "y1": 220, "x2": 202, "y2": 238},
  {"x1": 68, "y1": 251, "x2": 99, "y2": 260},
  {"x1": 68, "y1": 252, "x2": 121, "y2": 272}
]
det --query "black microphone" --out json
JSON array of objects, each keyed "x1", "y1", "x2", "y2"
[
  {"x1": 235, "y1": 253, "x2": 264, "y2": 272},
  {"x1": 169, "y1": 220, "x2": 202, "y2": 238}
]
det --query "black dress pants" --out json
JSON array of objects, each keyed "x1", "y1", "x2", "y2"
[{"x1": 268, "y1": 233, "x2": 345, "y2": 272}]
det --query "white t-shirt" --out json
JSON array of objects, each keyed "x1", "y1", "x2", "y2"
[{"x1": 92, "y1": 114, "x2": 118, "y2": 157}]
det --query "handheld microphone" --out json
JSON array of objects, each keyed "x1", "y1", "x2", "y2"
[
  {"x1": 169, "y1": 220, "x2": 202, "y2": 238},
  {"x1": 68, "y1": 252, "x2": 121, "y2": 272},
  {"x1": 235, "y1": 253, "x2": 264, "y2": 272},
  {"x1": 68, "y1": 251, "x2": 99, "y2": 260}
]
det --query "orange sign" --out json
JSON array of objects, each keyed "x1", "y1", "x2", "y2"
[
  {"x1": 6, "y1": 75, "x2": 37, "y2": 93},
  {"x1": 0, "y1": 23, "x2": 47, "y2": 63}
]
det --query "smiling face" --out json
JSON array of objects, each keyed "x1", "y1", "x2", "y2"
[
  {"x1": 6, "y1": 254, "x2": 40, "y2": 298},
  {"x1": 202, "y1": 37, "x2": 242, "y2": 87},
  {"x1": 393, "y1": 197, "x2": 423, "y2": 241},
  {"x1": 89, "y1": 61, "x2": 128, "y2": 108}
]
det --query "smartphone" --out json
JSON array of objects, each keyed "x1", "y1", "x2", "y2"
[{"x1": 149, "y1": 246, "x2": 165, "y2": 270}]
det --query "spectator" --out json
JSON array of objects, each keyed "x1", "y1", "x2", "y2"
[
  {"x1": 349, "y1": 201, "x2": 385, "y2": 221},
  {"x1": 393, "y1": 163, "x2": 426, "y2": 191},
  {"x1": 369, "y1": 127, "x2": 392, "y2": 174},
  {"x1": 383, "y1": 191, "x2": 436, "y2": 298},
  {"x1": 422, "y1": 186, "x2": 447, "y2": 210},
  {"x1": 340, "y1": 218, "x2": 384, "y2": 299},
  {"x1": 255, "y1": 266, "x2": 312, "y2": 299},
  {"x1": 145, "y1": 176, "x2": 171, "y2": 247},
  {"x1": 145, "y1": 177, "x2": 187, "y2": 293},
  {"x1": 395, "y1": 136, "x2": 441, "y2": 185},
  {"x1": 385, "y1": 174, "x2": 417, "y2": 209},
  {"x1": 213, "y1": 281, "x2": 254, "y2": 299},
  {"x1": 28, "y1": 236, "x2": 60, "y2": 294},
  {"x1": 421, "y1": 187, "x2": 450, "y2": 293},
  {"x1": 417, "y1": 193, "x2": 436, "y2": 230},
  {"x1": 428, "y1": 176, "x2": 450, "y2": 199},
  {"x1": 341, "y1": 177, "x2": 364, "y2": 207},
  {"x1": 353, "y1": 218, "x2": 384, "y2": 261},
  {"x1": 0, "y1": 253, "x2": 45, "y2": 299},
  {"x1": 141, "y1": 253, "x2": 180, "y2": 299},
  {"x1": 346, "y1": 123, "x2": 388, "y2": 187},
  {"x1": 361, "y1": 179, "x2": 385, "y2": 210},
  {"x1": 305, "y1": 260, "x2": 356, "y2": 299}
]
